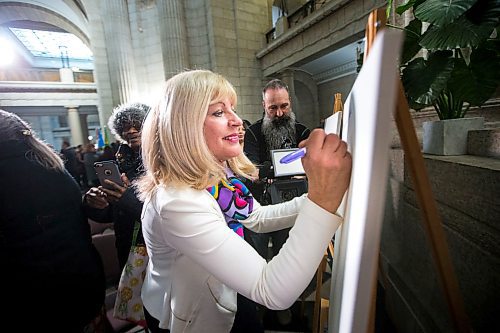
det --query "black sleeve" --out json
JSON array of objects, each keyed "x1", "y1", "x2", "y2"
[
  {"x1": 297, "y1": 125, "x2": 311, "y2": 145},
  {"x1": 244, "y1": 126, "x2": 274, "y2": 180},
  {"x1": 82, "y1": 200, "x2": 113, "y2": 223},
  {"x1": 115, "y1": 187, "x2": 143, "y2": 221},
  {"x1": 243, "y1": 126, "x2": 261, "y2": 164}
]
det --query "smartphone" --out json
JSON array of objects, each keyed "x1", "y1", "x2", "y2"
[{"x1": 94, "y1": 160, "x2": 124, "y2": 189}]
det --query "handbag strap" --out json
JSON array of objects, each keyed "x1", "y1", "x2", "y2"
[{"x1": 131, "y1": 221, "x2": 141, "y2": 247}]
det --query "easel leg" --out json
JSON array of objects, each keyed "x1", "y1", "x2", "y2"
[{"x1": 394, "y1": 80, "x2": 471, "y2": 333}]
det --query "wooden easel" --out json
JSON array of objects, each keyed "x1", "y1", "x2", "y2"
[
  {"x1": 363, "y1": 8, "x2": 472, "y2": 333},
  {"x1": 312, "y1": 241, "x2": 335, "y2": 333},
  {"x1": 311, "y1": 93, "x2": 343, "y2": 333}
]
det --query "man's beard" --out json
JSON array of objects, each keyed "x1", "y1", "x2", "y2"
[{"x1": 262, "y1": 111, "x2": 297, "y2": 150}]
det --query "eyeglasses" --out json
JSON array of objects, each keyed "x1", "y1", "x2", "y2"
[
  {"x1": 121, "y1": 122, "x2": 142, "y2": 135},
  {"x1": 267, "y1": 103, "x2": 290, "y2": 113}
]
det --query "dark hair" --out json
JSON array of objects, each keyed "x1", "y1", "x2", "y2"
[
  {"x1": 262, "y1": 79, "x2": 289, "y2": 99},
  {"x1": 108, "y1": 102, "x2": 151, "y2": 142},
  {"x1": 0, "y1": 109, "x2": 64, "y2": 171}
]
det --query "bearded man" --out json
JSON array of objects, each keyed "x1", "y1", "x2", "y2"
[
  {"x1": 244, "y1": 79, "x2": 310, "y2": 258},
  {"x1": 243, "y1": 79, "x2": 311, "y2": 327}
]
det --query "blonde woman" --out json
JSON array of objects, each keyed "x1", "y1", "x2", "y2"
[{"x1": 138, "y1": 70, "x2": 352, "y2": 332}]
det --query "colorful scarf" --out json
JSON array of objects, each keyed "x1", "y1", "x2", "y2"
[{"x1": 207, "y1": 173, "x2": 254, "y2": 238}]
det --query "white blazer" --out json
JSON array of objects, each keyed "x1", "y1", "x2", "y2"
[{"x1": 141, "y1": 185, "x2": 341, "y2": 332}]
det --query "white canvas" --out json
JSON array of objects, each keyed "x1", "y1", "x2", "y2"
[
  {"x1": 328, "y1": 29, "x2": 403, "y2": 333},
  {"x1": 324, "y1": 110, "x2": 343, "y2": 136}
]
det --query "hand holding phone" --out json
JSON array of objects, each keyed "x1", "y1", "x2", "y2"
[
  {"x1": 94, "y1": 160, "x2": 124, "y2": 190},
  {"x1": 85, "y1": 187, "x2": 109, "y2": 209}
]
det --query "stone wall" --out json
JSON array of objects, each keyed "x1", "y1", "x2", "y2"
[
  {"x1": 257, "y1": 0, "x2": 386, "y2": 77},
  {"x1": 381, "y1": 112, "x2": 500, "y2": 332},
  {"x1": 87, "y1": 0, "x2": 270, "y2": 124},
  {"x1": 317, "y1": 73, "x2": 356, "y2": 122}
]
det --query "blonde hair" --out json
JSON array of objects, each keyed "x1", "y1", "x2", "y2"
[
  {"x1": 138, "y1": 70, "x2": 256, "y2": 198},
  {"x1": 0, "y1": 109, "x2": 64, "y2": 172}
]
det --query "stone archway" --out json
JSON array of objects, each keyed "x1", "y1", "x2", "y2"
[{"x1": 0, "y1": 2, "x2": 89, "y2": 45}]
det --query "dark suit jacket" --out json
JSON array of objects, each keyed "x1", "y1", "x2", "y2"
[
  {"x1": 243, "y1": 118, "x2": 310, "y2": 203},
  {"x1": 244, "y1": 118, "x2": 310, "y2": 169}
]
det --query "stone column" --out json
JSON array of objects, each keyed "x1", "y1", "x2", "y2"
[
  {"x1": 157, "y1": 0, "x2": 189, "y2": 78},
  {"x1": 59, "y1": 68, "x2": 74, "y2": 82},
  {"x1": 67, "y1": 107, "x2": 85, "y2": 146},
  {"x1": 101, "y1": 0, "x2": 138, "y2": 104},
  {"x1": 79, "y1": 113, "x2": 89, "y2": 145}
]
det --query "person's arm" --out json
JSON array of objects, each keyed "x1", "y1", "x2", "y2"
[
  {"x1": 82, "y1": 188, "x2": 113, "y2": 223},
  {"x1": 297, "y1": 123, "x2": 311, "y2": 145},
  {"x1": 243, "y1": 125, "x2": 260, "y2": 164},
  {"x1": 300, "y1": 127, "x2": 311, "y2": 141},
  {"x1": 241, "y1": 194, "x2": 307, "y2": 233},
  {"x1": 98, "y1": 174, "x2": 142, "y2": 221},
  {"x1": 150, "y1": 128, "x2": 351, "y2": 310},
  {"x1": 244, "y1": 125, "x2": 273, "y2": 180},
  {"x1": 154, "y1": 190, "x2": 341, "y2": 310},
  {"x1": 115, "y1": 187, "x2": 143, "y2": 220}
]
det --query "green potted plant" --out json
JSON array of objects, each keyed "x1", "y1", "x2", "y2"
[{"x1": 388, "y1": 0, "x2": 500, "y2": 155}]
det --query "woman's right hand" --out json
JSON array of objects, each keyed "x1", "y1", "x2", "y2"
[
  {"x1": 300, "y1": 129, "x2": 352, "y2": 214},
  {"x1": 84, "y1": 187, "x2": 109, "y2": 209}
]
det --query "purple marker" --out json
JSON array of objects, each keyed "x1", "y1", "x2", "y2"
[
  {"x1": 280, "y1": 110, "x2": 343, "y2": 164},
  {"x1": 280, "y1": 147, "x2": 306, "y2": 164}
]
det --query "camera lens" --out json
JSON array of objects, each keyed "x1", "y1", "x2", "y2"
[{"x1": 104, "y1": 169, "x2": 112, "y2": 176}]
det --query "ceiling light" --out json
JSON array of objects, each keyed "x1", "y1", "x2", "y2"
[{"x1": 0, "y1": 37, "x2": 15, "y2": 67}]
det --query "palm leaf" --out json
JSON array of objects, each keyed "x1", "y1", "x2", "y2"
[
  {"x1": 396, "y1": 0, "x2": 499, "y2": 118},
  {"x1": 396, "y1": 0, "x2": 417, "y2": 14},
  {"x1": 402, "y1": 51, "x2": 455, "y2": 108},
  {"x1": 401, "y1": 19, "x2": 423, "y2": 64},
  {"x1": 420, "y1": 16, "x2": 495, "y2": 50},
  {"x1": 448, "y1": 47, "x2": 500, "y2": 105},
  {"x1": 396, "y1": 0, "x2": 426, "y2": 14},
  {"x1": 415, "y1": 0, "x2": 476, "y2": 26},
  {"x1": 466, "y1": 0, "x2": 500, "y2": 26}
]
